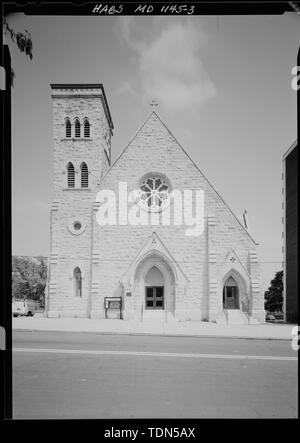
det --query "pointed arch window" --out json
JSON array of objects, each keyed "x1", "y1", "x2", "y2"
[
  {"x1": 74, "y1": 267, "x2": 82, "y2": 297},
  {"x1": 65, "y1": 118, "x2": 71, "y2": 138},
  {"x1": 67, "y1": 162, "x2": 75, "y2": 188},
  {"x1": 80, "y1": 162, "x2": 89, "y2": 188},
  {"x1": 74, "y1": 118, "x2": 81, "y2": 138},
  {"x1": 83, "y1": 118, "x2": 90, "y2": 138}
]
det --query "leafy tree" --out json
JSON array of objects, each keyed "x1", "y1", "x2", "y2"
[
  {"x1": 12, "y1": 256, "x2": 47, "y2": 307},
  {"x1": 34, "y1": 256, "x2": 47, "y2": 304},
  {"x1": 12, "y1": 271, "x2": 30, "y2": 299},
  {"x1": 264, "y1": 270, "x2": 283, "y2": 312},
  {"x1": 3, "y1": 16, "x2": 33, "y2": 85}
]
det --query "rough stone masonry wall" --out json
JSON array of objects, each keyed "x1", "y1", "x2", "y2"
[
  {"x1": 91, "y1": 113, "x2": 260, "y2": 320},
  {"x1": 48, "y1": 88, "x2": 111, "y2": 317}
]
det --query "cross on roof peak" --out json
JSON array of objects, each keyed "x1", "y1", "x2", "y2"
[{"x1": 150, "y1": 100, "x2": 158, "y2": 109}]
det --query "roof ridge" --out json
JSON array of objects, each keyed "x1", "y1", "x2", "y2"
[
  {"x1": 282, "y1": 139, "x2": 297, "y2": 160},
  {"x1": 99, "y1": 110, "x2": 157, "y2": 183},
  {"x1": 149, "y1": 112, "x2": 258, "y2": 245}
]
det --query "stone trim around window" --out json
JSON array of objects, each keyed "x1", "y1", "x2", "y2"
[
  {"x1": 67, "y1": 220, "x2": 86, "y2": 236},
  {"x1": 63, "y1": 188, "x2": 91, "y2": 191},
  {"x1": 60, "y1": 138, "x2": 93, "y2": 142}
]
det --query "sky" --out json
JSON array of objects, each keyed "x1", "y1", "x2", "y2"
[{"x1": 4, "y1": 12, "x2": 299, "y2": 291}]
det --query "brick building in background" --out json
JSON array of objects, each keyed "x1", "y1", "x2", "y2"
[
  {"x1": 283, "y1": 141, "x2": 298, "y2": 324},
  {"x1": 46, "y1": 84, "x2": 265, "y2": 323}
]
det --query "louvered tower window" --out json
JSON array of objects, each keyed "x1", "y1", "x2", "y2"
[
  {"x1": 81, "y1": 162, "x2": 88, "y2": 188},
  {"x1": 84, "y1": 118, "x2": 90, "y2": 138},
  {"x1": 74, "y1": 118, "x2": 81, "y2": 138},
  {"x1": 67, "y1": 162, "x2": 75, "y2": 188},
  {"x1": 65, "y1": 118, "x2": 71, "y2": 138}
]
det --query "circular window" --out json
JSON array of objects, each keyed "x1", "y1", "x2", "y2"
[
  {"x1": 67, "y1": 220, "x2": 85, "y2": 235},
  {"x1": 73, "y1": 221, "x2": 82, "y2": 231},
  {"x1": 138, "y1": 174, "x2": 170, "y2": 212}
]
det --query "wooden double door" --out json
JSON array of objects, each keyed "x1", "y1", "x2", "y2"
[{"x1": 145, "y1": 286, "x2": 164, "y2": 310}]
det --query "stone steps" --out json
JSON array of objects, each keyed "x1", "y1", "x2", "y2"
[
  {"x1": 227, "y1": 309, "x2": 249, "y2": 325},
  {"x1": 216, "y1": 309, "x2": 259, "y2": 325},
  {"x1": 140, "y1": 310, "x2": 179, "y2": 322}
]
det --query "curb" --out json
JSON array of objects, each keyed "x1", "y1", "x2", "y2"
[{"x1": 12, "y1": 328, "x2": 292, "y2": 341}]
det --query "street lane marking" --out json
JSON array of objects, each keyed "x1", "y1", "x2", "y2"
[{"x1": 13, "y1": 348, "x2": 298, "y2": 361}]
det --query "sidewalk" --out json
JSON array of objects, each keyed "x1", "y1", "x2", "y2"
[{"x1": 12, "y1": 316, "x2": 297, "y2": 340}]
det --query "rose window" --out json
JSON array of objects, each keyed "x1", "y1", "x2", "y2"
[{"x1": 139, "y1": 175, "x2": 170, "y2": 211}]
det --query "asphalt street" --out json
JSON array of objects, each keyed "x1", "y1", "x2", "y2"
[{"x1": 13, "y1": 331, "x2": 298, "y2": 419}]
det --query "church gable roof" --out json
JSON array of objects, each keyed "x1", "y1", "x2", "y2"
[
  {"x1": 99, "y1": 110, "x2": 257, "y2": 245},
  {"x1": 101, "y1": 110, "x2": 186, "y2": 180}
]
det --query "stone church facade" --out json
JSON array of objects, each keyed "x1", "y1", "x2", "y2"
[{"x1": 46, "y1": 84, "x2": 265, "y2": 323}]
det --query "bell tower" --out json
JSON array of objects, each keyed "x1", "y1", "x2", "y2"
[{"x1": 46, "y1": 84, "x2": 113, "y2": 318}]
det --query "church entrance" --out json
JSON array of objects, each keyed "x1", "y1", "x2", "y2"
[
  {"x1": 144, "y1": 266, "x2": 165, "y2": 314},
  {"x1": 127, "y1": 254, "x2": 176, "y2": 321},
  {"x1": 145, "y1": 286, "x2": 164, "y2": 310},
  {"x1": 223, "y1": 276, "x2": 239, "y2": 309}
]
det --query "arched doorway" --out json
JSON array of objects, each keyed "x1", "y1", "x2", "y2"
[
  {"x1": 129, "y1": 252, "x2": 176, "y2": 320},
  {"x1": 223, "y1": 276, "x2": 239, "y2": 309},
  {"x1": 145, "y1": 266, "x2": 165, "y2": 310}
]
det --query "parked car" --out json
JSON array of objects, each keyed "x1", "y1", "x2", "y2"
[
  {"x1": 12, "y1": 299, "x2": 35, "y2": 317},
  {"x1": 274, "y1": 311, "x2": 284, "y2": 320},
  {"x1": 266, "y1": 312, "x2": 276, "y2": 321}
]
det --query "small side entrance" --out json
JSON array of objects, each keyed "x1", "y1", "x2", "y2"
[
  {"x1": 223, "y1": 276, "x2": 239, "y2": 309},
  {"x1": 145, "y1": 286, "x2": 164, "y2": 310},
  {"x1": 223, "y1": 286, "x2": 239, "y2": 309}
]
